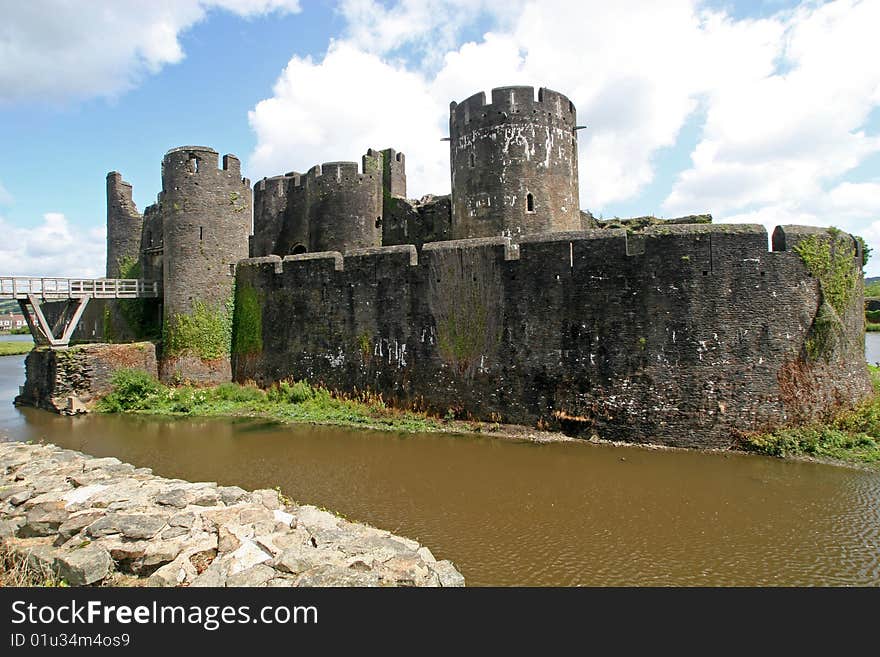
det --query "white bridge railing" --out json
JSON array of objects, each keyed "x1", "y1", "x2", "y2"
[{"x1": 0, "y1": 277, "x2": 160, "y2": 300}]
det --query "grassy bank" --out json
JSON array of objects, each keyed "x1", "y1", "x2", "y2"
[
  {"x1": 0, "y1": 342, "x2": 32, "y2": 357},
  {"x1": 742, "y1": 366, "x2": 880, "y2": 466},
  {"x1": 97, "y1": 369, "x2": 451, "y2": 434}
]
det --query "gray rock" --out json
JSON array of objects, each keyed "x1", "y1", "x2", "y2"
[
  {"x1": 218, "y1": 486, "x2": 249, "y2": 505},
  {"x1": 154, "y1": 488, "x2": 190, "y2": 508},
  {"x1": 227, "y1": 564, "x2": 277, "y2": 587},
  {"x1": 148, "y1": 554, "x2": 197, "y2": 587},
  {"x1": 86, "y1": 513, "x2": 168, "y2": 540},
  {"x1": 161, "y1": 526, "x2": 189, "y2": 540},
  {"x1": 19, "y1": 502, "x2": 68, "y2": 537},
  {"x1": 168, "y1": 512, "x2": 197, "y2": 528},
  {"x1": 53, "y1": 545, "x2": 112, "y2": 586},
  {"x1": 57, "y1": 510, "x2": 105, "y2": 541},
  {"x1": 190, "y1": 560, "x2": 227, "y2": 587},
  {"x1": 252, "y1": 489, "x2": 283, "y2": 510},
  {"x1": 0, "y1": 517, "x2": 25, "y2": 537},
  {"x1": 22, "y1": 544, "x2": 60, "y2": 576},
  {"x1": 0, "y1": 486, "x2": 29, "y2": 502},
  {"x1": 9, "y1": 490, "x2": 33, "y2": 506},
  {"x1": 294, "y1": 564, "x2": 383, "y2": 587},
  {"x1": 431, "y1": 560, "x2": 466, "y2": 587}
]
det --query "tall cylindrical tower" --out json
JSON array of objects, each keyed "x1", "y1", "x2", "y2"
[
  {"x1": 160, "y1": 146, "x2": 251, "y2": 383},
  {"x1": 106, "y1": 172, "x2": 143, "y2": 278},
  {"x1": 307, "y1": 160, "x2": 382, "y2": 253},
  {"x1": 449, "y1": 86, "x2": 580, "y2": 240}
]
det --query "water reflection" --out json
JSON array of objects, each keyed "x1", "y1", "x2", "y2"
[{"x1": 1, "y1": 350, "x2": 879, "y2": 585}]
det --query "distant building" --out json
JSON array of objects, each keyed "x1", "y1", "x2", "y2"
[{"x1": 0, "y1": 313, "x2": 26, "y2": 330}]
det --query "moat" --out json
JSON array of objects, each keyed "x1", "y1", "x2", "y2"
[{"x1": 2, "y1": 345, "x2": 880, "y2": 586}]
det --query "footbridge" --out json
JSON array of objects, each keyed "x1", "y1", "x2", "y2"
[{"x1": 0, "y1": 277, "x2": 160, "y2": 347}]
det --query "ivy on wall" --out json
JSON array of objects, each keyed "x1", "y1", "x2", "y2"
[
  {"x1": 231, "y1": 282, "x2": 262, "y2": 355},
  {"x1": 794, "y1": 229, "x2": 860, "y2": 361},
  {"x1": 164, "y1": 299, "x2": 233, "y2": 361}
]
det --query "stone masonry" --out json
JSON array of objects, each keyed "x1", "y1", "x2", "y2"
[{"x1": 0, "y1": 442, "x2": 465, "y2": 587}]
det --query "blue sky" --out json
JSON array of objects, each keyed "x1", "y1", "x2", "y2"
[{"x1": 1, "y1": 0, "x2": 879, "y2": 276}]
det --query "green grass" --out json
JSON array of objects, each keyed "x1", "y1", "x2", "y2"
[
  {"x1": 743, "y1": 365, "x2": 880, "y2": 466},
  {"x1": 0, "y1": 341, "x2": 33, "y2": 357},
  {"x1": 866, "y1": 322, "x2": 880, "y2": 332},
  {"x1": 97, "y1": 369, "x2": 447, "y2": 434}
]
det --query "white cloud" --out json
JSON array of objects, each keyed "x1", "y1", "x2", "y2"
[
  {"x1": 249, "y1": 42, "x2": 450, "y2": 194},
  {"x1": 0, "y1": 213, "x2": 106, "y2": 278},
  {"x1": 337, "y1": 0, "x2": 523, "y2": 69},
  {"x1": 663, "y1": 0, "x2": 880, "y2": 269},
  {"x1": 250, "y1": 0, "x2": 784, "y2": 205},
  {"x1": 250, "y1": 0, "x2": 880, "y2": 269},
  {"x1": 0, "y1": 0, "x2": 301, "y2": 104}
]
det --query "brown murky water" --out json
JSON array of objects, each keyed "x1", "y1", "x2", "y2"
[{"x1": 2, "y1": 351, "x2": 879, "y2": 586}]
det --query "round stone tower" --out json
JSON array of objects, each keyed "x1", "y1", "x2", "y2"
[
  {"x1": 307, "y1": 160, "x2": 382, "y2": 253},
  {"x1": 160, "y1": 146, "x2": 251, "y2": 383},
  {"x1": 449, "y1": 86, "x2": 581, "y2": 240}
]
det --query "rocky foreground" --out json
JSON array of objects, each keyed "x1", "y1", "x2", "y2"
[{"x1": 0, "y1": 442, "x2": 464, "y2": 587}]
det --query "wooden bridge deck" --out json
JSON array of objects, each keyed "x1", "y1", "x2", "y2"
[{"x1": 0, "y1": 277, "x2": 159, "y2": 300}]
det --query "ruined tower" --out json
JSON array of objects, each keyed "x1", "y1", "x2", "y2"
[
  {"x1": 160, "y1": 146, "x2": 251, "y2": 383},
  {"x1": 449, "y1": 86, "x2": 581, "y2": 240},
  {"x1": 106, "y1": 172, "x2": 143, "y2": 278}
]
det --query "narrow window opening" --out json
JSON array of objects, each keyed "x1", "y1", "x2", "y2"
[
  {"x1": 375, "y1": 217, "x2": 382, "y2": 228},
  {"x1": 190, "y1": 157, "x2": 199, "y2": 173},
  {"x1": 468, "y1": 152, "x2": 475, "y2": 168},
  {"x1": 228, "y1": 264, "x2": 235, "y2": 276},
  {"x1": 569, "y1": 242, "x2": 574, "y2": 268},
  {"x1": 199, "y1": 226, "x2": 204, "y2": 241},
  {"x1": 526, "y1": 193, "x2": 535, "y2": 212}
]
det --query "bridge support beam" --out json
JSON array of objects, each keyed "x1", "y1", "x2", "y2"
[{"x1": 18, "y1": 295, "x2": 90, "y2": 348}]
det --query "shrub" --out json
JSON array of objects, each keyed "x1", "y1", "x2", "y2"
[
  {"x1": 268, "y1": 380, "x2": 317, "y2": 404},
  {"x1": 213, "y1": 382, "x2": 265, "y2": 403},
  {"x1": 98, "y1": 369, "x2": 164, "y2": 412}
]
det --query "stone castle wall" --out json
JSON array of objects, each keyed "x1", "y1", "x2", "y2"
[
  {"x1": 232, "y1": 224, "x2": 871, "y2": 448},
  {"x1": 15, "y1": 343, "x2": 158, "y2": 414}
]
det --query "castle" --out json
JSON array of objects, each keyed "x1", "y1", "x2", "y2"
[{"x1": 86, "y1": 85, "x2": 873, "y2": 446}]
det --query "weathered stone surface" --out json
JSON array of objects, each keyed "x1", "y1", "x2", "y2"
[
  {"x1": 9, "y1": 490, "x2": 33, "y2": 506},
  {"x1": 0, "y1": 517, "x2": 25, "y2": 537},
  {"x1": 0, "y1": 442, "x2": 464, "y2": 588},
  {"x1": 53, "y1": 545, "x2": 112, "y2": 586},
  {"x1": 15, "y1": 344, "x2": 158, "y2": 414},
  {"x1": 86, "y1": 513, "x2": 168, "y2": 540},
  {"x1": 57, "y1": 510, "x2": 106, "y2": 541},
  {"x1": 431, "y1": 560, "x2": 466, "y2": 588},
  {"x1": 227, "y1": 563, "x2": 277, "y2": 587},
  {"x1": 20, "y1": 502, "x2": 69, "y2": 537},
  {"x1": 294, "y1": 564, "x2": 383, "y2": 587}
]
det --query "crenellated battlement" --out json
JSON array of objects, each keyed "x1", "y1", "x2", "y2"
[
  {"x1": 450, "y1": 86, "x2": 577, "y2": 126},
  {"x1": 161, "y1": 146, "x2": 249, "y2": 191},
  {"x1": 239, "y1": 223, "x2": 841, "y2": 278}
]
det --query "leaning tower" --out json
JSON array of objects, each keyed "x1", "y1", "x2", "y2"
[
  {"x1": 160, "y1": 146, "x2": 251, "y2": 383},
  {"x1": 449, "y1": 86, "x2": 581, "y2": 240}
]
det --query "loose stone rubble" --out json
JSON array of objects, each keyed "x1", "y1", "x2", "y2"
[{"x1": 0, "y1": 442, "x2": 465, "y2": 587}]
